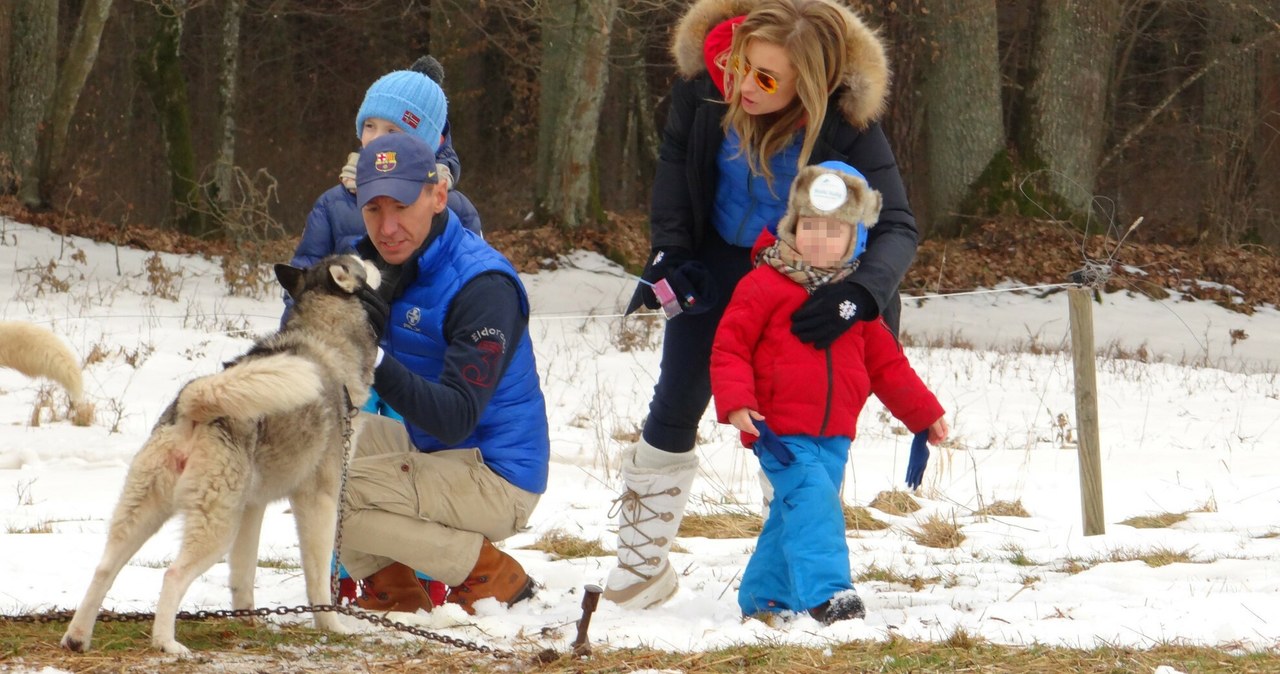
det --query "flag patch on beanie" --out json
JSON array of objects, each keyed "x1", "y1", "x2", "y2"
[
  {"x1": 375, "y1": 151, "x2": 397, "y2": 172},
  {"x1": 401, "y1": 110, "x2": 421, "y2": 129}
]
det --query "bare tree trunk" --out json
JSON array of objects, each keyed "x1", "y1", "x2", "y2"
[
  {"x1": 918, "y1": 0, "x2": 1003, "y2": 236},
  {"x1": 137, "y1": 0, "x2": 205, "y2": 235},
  {"x1": 3, "y1": 0, "x2": 56, "y2": 205},
  {"x1": 35, "y1": 0, "x2": 115, "y2": 206},
  {"x1": 211, "y1": 0, "x2": 244, "y2": 215},
  {"x1": 535, "y1": 0, "x2": 620, "y2": 228},
  {"x1": 1201, "y1": 5, "x2": 1261, "y2": 243},
  {"x1": 1026, "y1": 0, "x2": 1123, "y2": 219}
]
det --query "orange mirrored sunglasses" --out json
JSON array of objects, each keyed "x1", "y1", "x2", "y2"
[{"x1": 730, "y1": 56, "x2": 779, "y2": 95}]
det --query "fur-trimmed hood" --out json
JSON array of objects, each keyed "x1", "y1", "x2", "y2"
[{"x1": 670, "y1": 0, "x2": 890, "y2": 128}]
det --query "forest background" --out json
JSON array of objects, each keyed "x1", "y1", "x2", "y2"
[{"x1": 2, "y1": 0, "x2": 1279, "y2": 295}]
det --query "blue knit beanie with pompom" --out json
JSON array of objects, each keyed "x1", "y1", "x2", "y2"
[{"x1": 355, "y1": 69, "x2": 447, "y2": 151}]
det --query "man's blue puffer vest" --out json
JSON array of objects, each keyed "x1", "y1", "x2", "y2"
[
  {"x1": 711, "y1": 129, "x2": 804, "y2": 247},
  {"x1": 384, "y1": 211, "x2": 550, "y2": 494}
]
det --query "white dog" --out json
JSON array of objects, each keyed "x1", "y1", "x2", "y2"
[
  {"x1": 0, "y1": 320, "x2": 85, "y2": 403},
  {"x1": 60, "y1": 255, "x2": 381, "y2": 655}
]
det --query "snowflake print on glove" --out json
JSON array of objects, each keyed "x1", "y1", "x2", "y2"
[{"x1": 838, "y1": 299, "x2": 857, "y2": 321}]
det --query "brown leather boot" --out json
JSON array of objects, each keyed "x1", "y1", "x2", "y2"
[
  {"x1": 446, "y1": 540, "x2": 536, "y2": 615},
  {"x1": 353, "y1": 562, "x2": 435, "y2": 613}
]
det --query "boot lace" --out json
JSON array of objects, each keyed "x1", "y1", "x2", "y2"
[{"x1": 608, "y1": 485, "x2": 682, "y2": 581}]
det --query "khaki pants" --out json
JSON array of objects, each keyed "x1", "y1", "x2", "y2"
[{"x1": 338, "y1": 414, "x2": 540, "y2": 585}]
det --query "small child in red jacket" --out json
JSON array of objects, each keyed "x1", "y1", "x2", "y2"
[{"x1": 711, "y1": 161, "x2": 949, "y2": 625}]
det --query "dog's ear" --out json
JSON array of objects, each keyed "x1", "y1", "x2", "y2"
[
  {"x1": 327, "y1": 259, "x2": 362, "y2": 294},
  {"x1": 275, "y1": 263, "x2": 307, "y2": 301}
]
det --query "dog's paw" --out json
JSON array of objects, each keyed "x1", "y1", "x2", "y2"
[
  {"x1": 153, "y1": 638, "x2": 192, "y2": 657},
  {"x1": 315, "y1": 613, "x2": 349, "y2": 634},
  {"x1": 60, "y1": 630, "x2": 90, "y2": 652}
]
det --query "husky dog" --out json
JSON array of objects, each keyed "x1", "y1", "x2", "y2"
[
  {"x1": 60, "y1": 254, "x2": 381, "y2": 655},
  {"x1": 0, "y1": 320, "x2": 86, "y2": 404}
]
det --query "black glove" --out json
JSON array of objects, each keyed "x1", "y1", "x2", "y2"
[
  {"x1": 626, "y1": 247, "x2": 692, "y2": 314},
  {"x1": 665, "y1": 261, "x2": 718, "y2": 315},
  {"x1": 751, "y1": 419, "x2": 795, "y2": 466},
  {"x1": 354, "y1": 284, "x2": 390, "y2": 342},
  {"x1": 790, "y1": 281, "x2": 877, "y2": 349}
]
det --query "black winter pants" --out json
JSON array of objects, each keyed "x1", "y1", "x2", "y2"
[{"x1": 642, "y1": 230, "x2": 753, "y2": 453}]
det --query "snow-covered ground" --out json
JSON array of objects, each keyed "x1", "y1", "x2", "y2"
[{"x1": 2, "y1": 218, "x2": 1278, "y2": 665}]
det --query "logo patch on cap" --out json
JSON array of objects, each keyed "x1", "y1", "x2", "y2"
[
  {"x1": 401, "y1": 110, "x2": 421, "y2": 129},
  {"x1": 809, "y1": 174, "x2": 849, "y2": 212},
  {"x1": 375, "y1": 151, "x2": 397, "y2": 173}
]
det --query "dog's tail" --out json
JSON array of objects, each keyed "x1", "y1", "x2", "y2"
[
  {"x1": 177, "y1": 353, "x2": 325, "y2": 424},
  {"x1": 0, "y1": 321, "x2": 85, "y2": 403}
]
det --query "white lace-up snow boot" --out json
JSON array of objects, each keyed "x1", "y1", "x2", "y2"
[{"x1": 603, "y1": 441, "x2": 698, "y2": 609}]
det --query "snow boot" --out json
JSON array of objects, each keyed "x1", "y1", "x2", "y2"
[
  {"x1": 446, "y1": 539, "x2": 536, "y2": 615},
  {"x1": 808, "y1": 589, "x2": 866, "y2": 625},
  {"x1": 354, "y1": 562, "x2": 435, "y2": 613},
  {"x1": 604, "y1": 441, "x2": 698, "y2": 609}
]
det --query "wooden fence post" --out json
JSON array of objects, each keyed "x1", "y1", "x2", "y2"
[{"x1": 1068, "y1": 287, "x2": 1105, "y2": 535}]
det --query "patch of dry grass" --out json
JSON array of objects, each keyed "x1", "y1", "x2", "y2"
[
  {"x1": 855, "y1": 563, "x2": 941, "y2": 591},
  {"x1": 843, "y1": 504, "x2": 890, "y2": 531},
  {"x1": 679, "y1": 511, "x2": 763, "y2": 539},
  {"x1": 977, "y1": 500, "x2": 1031, "y2": 517},
  {"x1": 908, "y1": 512, "x2": 966, "y2": 549},
  {"x1": 869, "y1": 490, "x2": 921, "y2": 516},
  {"x1": 2, "y1": 606, "x2": 1277, "y2": 672},
  {"x1": 1120, "y1": 512, "x2": 1188, "y2": 529},
  {"x1": 525, "y1": 529, "x2": 609, "y2": 559}
]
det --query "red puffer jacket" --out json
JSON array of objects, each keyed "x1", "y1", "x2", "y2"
[{"x1": 711, "y1": 265, "x2": 943, "y2": 448}]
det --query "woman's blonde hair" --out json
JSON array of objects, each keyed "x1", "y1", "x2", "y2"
[{"x1": 723, "y1": 0, "x2": 848, "y2": 184}]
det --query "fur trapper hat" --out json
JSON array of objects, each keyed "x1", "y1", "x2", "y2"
[{"x1": 776, "y1": 160, "x2": 881, "y2": 261}]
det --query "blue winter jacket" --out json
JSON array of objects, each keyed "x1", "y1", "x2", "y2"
[
  {"x1": 383, "y1": 213, "x2": 550, "y2": 494},
  {"x1": 711, "y1": 128, "x2": 803, "y2": 247}
]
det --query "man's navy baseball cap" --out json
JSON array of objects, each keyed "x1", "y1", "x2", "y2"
[{"x1": 356, "y1": 133, "x2": 438, "y2": 209}]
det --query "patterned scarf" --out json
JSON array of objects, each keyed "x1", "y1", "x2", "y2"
[{"x1": 758, "y1": 238, "x2": 858, "y2": 293}]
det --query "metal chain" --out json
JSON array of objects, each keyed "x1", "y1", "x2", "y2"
[
  {"x1": 0, "y1": 604, "x2": 514, "y2": 658},
  {"x1": 329, "y1": 386, "x2": 356, "y2": 602},
  {"x1": 0, "y1": 391, "x2": 514, "y2": 660}
]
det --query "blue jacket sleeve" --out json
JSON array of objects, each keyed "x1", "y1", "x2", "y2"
[
  {"x1": 292, "y1": 193, "x2": 339, "y2": 269},
  {"x1": 842, "y1": 122, "x2": 918, "y2": 324},
  {"x1": 447, "y1": 190, "x2": 483, "y2": 237},
  {"x1": 436, "y1": 122, "x2": 462, "y2": 185},
  {"x1": 371, "y1": 272, "x2": 526, "y2": 445}
]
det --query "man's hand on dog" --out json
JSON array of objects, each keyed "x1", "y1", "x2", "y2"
[{"x1": 355, "y1": 285, "x2": 389, "y2": 341}]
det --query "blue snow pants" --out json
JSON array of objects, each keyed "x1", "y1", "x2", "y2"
[{"x1": 739, "y1": 434, "x2": 853, "y2": 615}]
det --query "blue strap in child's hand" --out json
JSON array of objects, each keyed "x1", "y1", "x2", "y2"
[
  {"x1": 751, "y1": 419, "x2": 795, "y2": 466},
  {"x1": 905, "y1": 430, "x2": 930, "y2": 489}
]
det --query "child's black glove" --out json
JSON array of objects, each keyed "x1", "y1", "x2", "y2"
[{"x1": 790, "y1": 281, "x2": 876, "y2": 349}]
